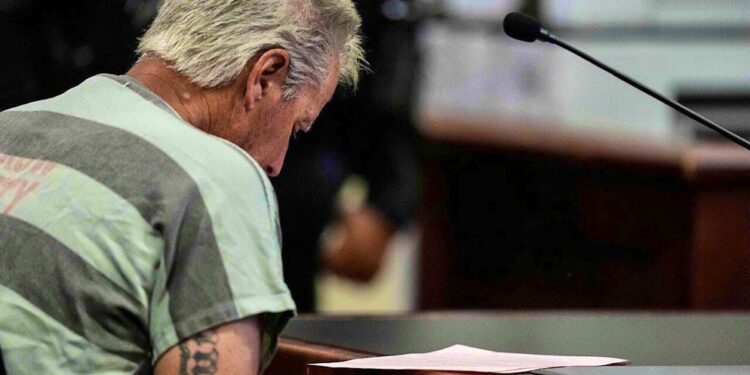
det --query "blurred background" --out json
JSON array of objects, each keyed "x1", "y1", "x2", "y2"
[{"x1": 3, "y1": 0, "x2": 750, "y2": 314}]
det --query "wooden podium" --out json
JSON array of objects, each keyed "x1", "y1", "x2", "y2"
[{"x1": 418, "y1": 113, "x2": 750, "y2": 310}]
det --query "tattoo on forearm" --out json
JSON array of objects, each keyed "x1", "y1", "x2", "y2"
[{"x1": 179, "y1": 328, "x2": 219, "y2": 374}]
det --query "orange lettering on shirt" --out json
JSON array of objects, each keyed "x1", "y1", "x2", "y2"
[
  {"x1": 12, "y1": 158, "x2": 33, "y2": 173},
  {"x1": 3, "y1": 180, "x2": 40, "y2": 214},
  {"x1": 29, "y1": 160, "x2": 57, "y2": 176},
  {"x1": 0, "y1": 177, "x2": 21, "y2": 198},
  {"x1": 0, "y1": 155, "x2": 13, "y2": 172}
]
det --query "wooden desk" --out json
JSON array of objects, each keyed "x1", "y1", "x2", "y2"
[
  {"x1": 266, "y1": 312, "x2": 750, "y2": 375},
  {"x1": 418, "y1": 113, "x2": 750, "y2": 309}
]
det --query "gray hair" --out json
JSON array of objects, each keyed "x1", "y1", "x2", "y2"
[{"x1": 138, "y1": 0, "x2": 365, "y2": 99}]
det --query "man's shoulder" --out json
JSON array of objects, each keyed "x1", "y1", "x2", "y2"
[
  {"x1": 10, "y1": 76, "x2": 266, "y2": 177},
  {"x1": 3, "y1": 75, "x2": 274, "y2": 211}
]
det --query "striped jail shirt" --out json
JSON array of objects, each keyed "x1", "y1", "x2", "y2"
[{"x1": 0, "y1": 74, "x2": 296, "y2": 374}]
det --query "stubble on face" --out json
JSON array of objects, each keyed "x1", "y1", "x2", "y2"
[
  {"x1": 241, "y1": 94, "x2": 294, "y2": 164},
  {"x1": 243, "y1": 58, "x2": 341, "y2": 176}
]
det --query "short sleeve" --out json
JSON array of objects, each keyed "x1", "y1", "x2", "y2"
[{"x1": 148, "y1": 147, "x2": 296, "y2": 371}]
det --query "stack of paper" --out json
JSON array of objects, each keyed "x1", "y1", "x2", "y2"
[{"x1": 312, "y1": 345, "x2": 628, "y2": 374}]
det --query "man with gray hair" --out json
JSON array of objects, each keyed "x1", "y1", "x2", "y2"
[{"x1": 0, "y1": 0, "x2": 364, "y2": 374}]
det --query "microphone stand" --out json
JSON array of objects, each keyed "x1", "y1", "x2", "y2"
[{"x1": 541, "y1": 33, "x2": 750, "y2": 151}]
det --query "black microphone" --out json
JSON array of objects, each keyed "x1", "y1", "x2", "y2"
[
  {"x1": 502, "y1": 12, "x2": 750, "y2": 151},
  {"x1": 503, "y1": 12, "x2": 554, "y2": 43}
]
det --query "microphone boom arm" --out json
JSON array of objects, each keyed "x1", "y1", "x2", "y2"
[{"x1": 544, "y1": 34, "x2": 750, "y2": 151}]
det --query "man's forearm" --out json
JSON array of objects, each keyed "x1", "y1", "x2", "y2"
[{"x1": 154, "y1": 317, "x2": 262, "y2": 375}]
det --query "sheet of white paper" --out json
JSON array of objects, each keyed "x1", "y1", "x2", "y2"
[{"x1": 312, "y1": 345, "x2": 628, "y2": 374}]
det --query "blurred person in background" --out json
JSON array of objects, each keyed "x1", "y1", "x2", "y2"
[
  {"x1": 0, "y1": 0, "x2": 364, "y2": 373},
  {"x1": 272, "y1": 0, "x2": 423, "y2": 312}
]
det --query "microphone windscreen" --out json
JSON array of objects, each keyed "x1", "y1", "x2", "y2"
[{"x1": 503, "y1": 12, "x2": 542, "y2": 43}]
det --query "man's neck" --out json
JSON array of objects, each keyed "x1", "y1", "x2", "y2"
[{"x1": 126, "y1": 56, "x2": 237, "y2": 133}]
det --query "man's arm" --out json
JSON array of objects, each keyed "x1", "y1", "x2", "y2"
[{"x1": 154, "y1": 316, "x2": 262, "y2": 375}]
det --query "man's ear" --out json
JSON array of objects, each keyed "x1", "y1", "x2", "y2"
[{"x1": 244, "y1": 48, "x2": 290, "y2": 111}]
